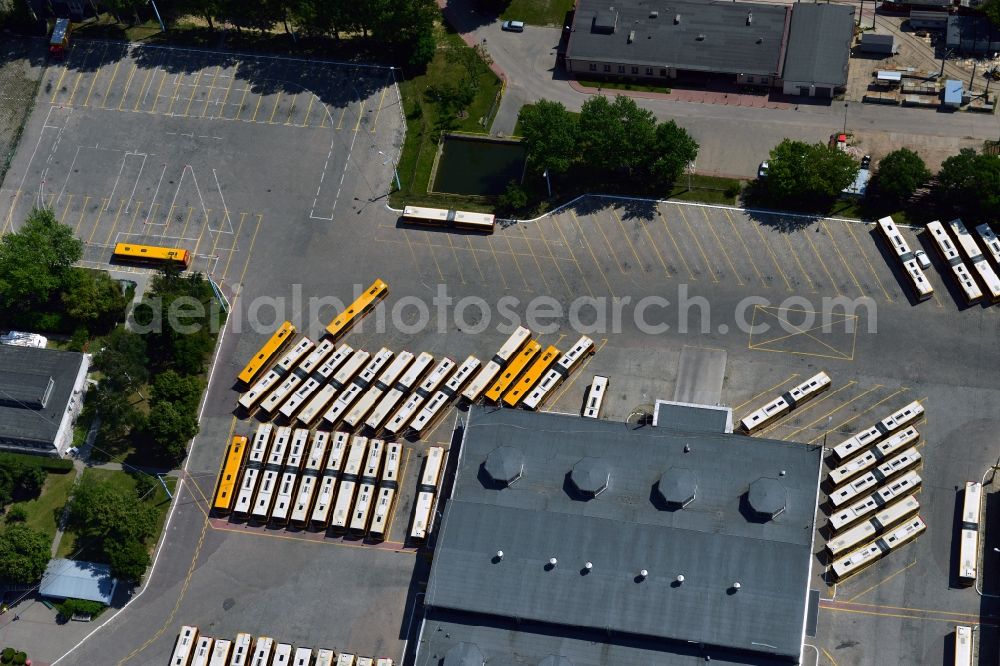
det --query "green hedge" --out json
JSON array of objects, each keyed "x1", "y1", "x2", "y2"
[{"x1": 0, "y1": 452, "x2": 73, "y2": 473}]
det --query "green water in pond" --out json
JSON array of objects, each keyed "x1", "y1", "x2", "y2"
[{"x1": 433, "y1": 136, "x2": 526, "y2": 196}]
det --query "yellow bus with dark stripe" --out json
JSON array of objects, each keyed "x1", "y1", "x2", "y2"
[
  {"x1": 502, "y1": 345, "x2": 560, "y2": 408},
  {"x1": 213, "y1": 435, "x2": 249, "y2": 515},
  {"x1": 112, "y1": 242, "x2": 191, "y2": 269},
  {"x1": 485, "y1": 340, "x2": 541, "y2": 403},
  {"x1": 237, "y1": 321, "x2": 295, "y2": 386},
  {"x1": 324, "y1": 279, "x2": 389, "y2": 339}
]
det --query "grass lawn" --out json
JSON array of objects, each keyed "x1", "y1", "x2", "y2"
[
  {"x1": 390, "y1": 26, "x2": 502, "y2": 210},
  {"x1": 500, "y1": 0, "x2": 575, "y2": 26},
  {"x1": 56, "y1": 468, "x2": 176, "y2": 560},
  {"x1": 667, "y1": 174, "x2": 743, "y2": 206},
  {"x1": 9, "y1": 470, "x2": 77, "y2": 543},
  {"x1": 575, "y1": 78, "x2": 672, "y2": 95}
]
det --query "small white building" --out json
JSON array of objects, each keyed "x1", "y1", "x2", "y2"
[{"x1": 1, "y1": 330, "x2": 48, "y2": 348}]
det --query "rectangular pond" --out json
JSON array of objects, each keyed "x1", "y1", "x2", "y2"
[{"x1": 431, "y1": 135, "x2": 526, "y2": 197}]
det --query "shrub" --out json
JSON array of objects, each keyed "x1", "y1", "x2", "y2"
[
  {"x1": 55, "y1": 598, "x2": 106, "y2": 621},
  {"x1": 5, "y1": 505, "x2": 27, "y2": 523}
]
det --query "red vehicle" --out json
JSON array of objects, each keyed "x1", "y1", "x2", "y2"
[{"x1": 49, "y1": 19, "x2": 70, "y2": 59}]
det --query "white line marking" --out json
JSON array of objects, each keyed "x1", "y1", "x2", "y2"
[
  {"x1": 144, "y1": 163, "x2": 168, "y2": 225},
  {"x1": 210, "y1": 169, "x2": 234, "y2": 234},
  {"x1": 124, "y1": 153, "x2": 147, "y2": 214}
]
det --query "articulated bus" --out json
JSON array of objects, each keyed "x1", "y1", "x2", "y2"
[
  {"x1": 409, "y1": 390, "x2": 453, "y2": 437},
  {"x1": 405, "y1": 359, "x2": 460, "y2": 436},
  {"x1": 365, "y1": 352, "x2": 435, "y2": 432},
  {"x1": 293, "y1": 648, "x2": 313, "y2": 666},
  {"x1": 310, "y1": 432, "x2": 350, "y2": 529},
  {"x1": 208, "y1": 639, "x2": 232, "y2": 666},
  {"x1": 828, "y1": 448, "x2": 921, "y2": 508},
  {"x1": 290, "y1": 431, "x2": 330, "y2": 526},
  {"x1": 409, "y1": 446, "x2": 444, "y2": 542},
  {"x1": 827, "y1": 494, "x2": 920, "y2": 558},
  {"x1": 402, "y1": 205, "x2": 496, "y2": 234},
  {"x1": 170, "y1": 625, "x2": 200, "y2": 666},
  {"x1": 441, "y1": 355, "x2": 480, "y2": 399},
  {"x1": 345, "y1": 352, "x2": 414, "y2": 429},
  {"x1": 522, "y1": 336, "x2": 597, "y2": 411},
  {"x1": 948, "y1": 218, "x2": 1000, "y2": 302},
  {"x1": 324, "y1": 349, "x2": 394, "y2": 428},
  {"x1": 485, "y1": 340, "x2": 541, "y2": 403},
  {"x1": 926, "y1": 220, "x2": 982, "y2": 305},
  {"x1": 462, "y1": 327, "x2": 531, "y2": 402},
  {"x1": 325, "y1": 279, "x2": 389, "y2": 340},
  {"x1": 191, "y1": 636, "x2": 214, "y2": 666},
  {"x1": 976, "y1": 223, "x2": 1000, "y2": 268},
  {"x1": 113, "y1": 242, "x2": 191, "y2": 269},
  {"x1": 230, "y1": 633, "x2": 254, "y2": 666},
  {"x1": 331, "y1": 436, "x2": 368, "y2": 531},
  {"x1": 250, "y1": 426, "x2": 291, "y2": 522},
  {"x1": 234, "y1": 425, "x2": 274, "y2": 518},
  {"x1": 239, "y1": 338, "x2": 316, "y2": 413},
  {"x1": 831, "y1": 400, "x2": 924, "y2": 463},
  {"x1": 738, "y1": 372, "x2": 831, "y2": 434},
  {"x1": 260, "y1": 339, "x2": 338, "y2": 416},
  {"x1": 238, "y1": 321, "x2": 296, "y2": 386},
  {"x1": 830, "y1": 516, "x2": 925, "y2": 581},
  {"x1": 270, "y1": 429, "x2": 308, "y2": 525},
  {"x1": 827, "y1": 426, "x2": 920, "y2": 487},
  {"x1": 250, "y1": 637, "x2": 274, "y2": 665},
  {"x1": 583, "y1": 375, "x2": 609, "y2": 419},
  {"x1": 828, "y1": 470, "x2": 921, "y2": 533},
  {"x1": 296, "y1": 347, "x2": 371, "y2": 427},
  {"x1": 316, "y1": 650, "x2": 336, "y2": 666},
  {"x1": 503, "y1": 346, "x2": 559, "y2": 408},
  {"x1": 958, "y1": 481, "x2": 983, "y2": 586},
  {"x1": 955, "y1": 625, "x2": 973, "y2": 666},
  {"x1": 282, "y1": 344, "x2": 354, "y2": 423},
  {"x1": 213, "y1": 435, "x2": 249, "y2": 515},
  {"x1": 384, "y1": 357, "x2": 457, "y2": 436},
  {"x1": 877, "y1": 216, "x2": 934, "y2": 302}
]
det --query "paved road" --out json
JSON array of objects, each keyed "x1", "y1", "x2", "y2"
[{"x1": 441, "y1": 0, "x2": 1000, "y2": 176}]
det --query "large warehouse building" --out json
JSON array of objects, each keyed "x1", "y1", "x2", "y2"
[
  {"x1": 565, "y1": 0, "x2": 855, "y2": 97},
  {"x1": 414, "y1": 406, "x2": 823, "y2": 665}
]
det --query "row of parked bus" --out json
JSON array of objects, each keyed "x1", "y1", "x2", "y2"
[
  {"x1": 738, "y1": 372, "x2": 831, "y2": 434},
  {"x1": 821, "y1": 400, "x2": 927, "y2": 581},
  {"x1": 213, "y1": 427, "x2": 408, "y2": 542},
  {"x1": 170, "y1": 626, "x2": 393, "y2": 666}
]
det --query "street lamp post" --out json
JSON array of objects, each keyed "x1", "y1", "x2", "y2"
[{"x1": 843, "y1": 102, "x2": 849, "y2": 135}]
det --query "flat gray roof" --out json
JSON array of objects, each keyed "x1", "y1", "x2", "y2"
[
  {"x1": 0, "y1": 345, "x2": 85, "y2": 448},
  {"x1": 782, "y1": 4, "x2": 854, "y2": 86},
  {"x1": 653, "y1": 399, "x2": 732, "y2": 432},
  {"x1": 567, "y1": 0, "x2": 789, "y2": 77},
  {"x1": 39, "y1": 559, "x2": 117, "y2": 605},
  {"x1": 424, "y1": 407, "x2": 821, "y2": 661}
]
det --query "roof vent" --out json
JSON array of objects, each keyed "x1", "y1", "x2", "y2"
[
  {"x1": 747, "y1": 10, "x2": 753, "y2": 25},
  {"x1": 656, "y1": 468, "x2": 697, "y2": 509},
  {"x1": 747, "y1": 477, "x2": 788, "y2": 521},
  {"x1": 696, "y1": 34, "x2": 706, "y2": 41},
  {"x1": 496, "y1": 550, "x2": 504, "y2": 560},
  {"x1": 549, "y1": 557, "x2": 558, "y2": 567},
  {"x1": 483, "y1": 446, "x2": 524, "y2": 488},
  {"x1": 674, "y1": 13, "x2": 681, "y2": 24},
  {"x1": 676, "y1": 574, "x2": 685, "y2": 584},
  {"x1": 650, "y1": 10, "x2": 659, "y2": 18},
  {"x1": 732, "y1": 581, "x2": 742, "y2": 591},
  {"x1": 639, "y1": 569, "x2": 648, "y2": 579},
  {"x1": 569, "y1": 457, "x2": 611, "y2": 498},
  {"x1": 756, "y1": 37, "x2": 763, "y2": 44},
  {"x1": 584, "y1": 561, "x2": 593, "y2": 571},
  {"x1": 628, "y1": 29, "x2": 635, "y2": 43}
]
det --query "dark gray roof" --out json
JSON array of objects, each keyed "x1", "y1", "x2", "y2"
[
  {"x1": 653, "y1": 399, "x2": 732, "y2": 433},
  {"x1": 483, "y1": 446, "x2": 524, "y2": 487},
  {"x1": 782, "y1": 4, "x2": 854, "y2": 86},
  {"x1": 567, "y1": 0, "x2": 789, "y2": 77},
  {"x1": 0, "y1": 346, "x2": 86, "y2": 448},
  {"x1": 656, "y1": 467, "x2": 698, "y2": 507},
  {"x1": 424, "y1": 407, "x2": 821, "y2": 661},
  {"x1": 0, "y1": 372, "x2": 52, "y2": 409},
  {"x1": 443, "y1": 642, "x2": 485, "y2": 666}
]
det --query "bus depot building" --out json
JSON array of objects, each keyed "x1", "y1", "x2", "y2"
[{"x1": 414, "y1": 406, "x2": 822, "y2": 665}]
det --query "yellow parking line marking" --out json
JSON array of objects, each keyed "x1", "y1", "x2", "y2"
[
  {"x1": 784, "y1": 384, "x2": 882, "y2": 441},
  {"x1": 733, "y1": 373, "x2": 800, "y2": 411},
  {"x1": 658, "y1": 206, "x2": 696, "y2": 280},
  {"x1": 335, "y1": 104, "x2": 348, "y2": 130},
  {"x1": 569, "y1": 210, "x2": 617, "y2": 298},
  {"x1": 85, "y1": 198, "x2": 111, "y2": 245},
  {"x1": 611, "y1": 208, "x2": 647, "y2": 274},
  {"x1": 699, "y1": 208, "x2": 743, "y2": 285},
  {"x1": 783, "y1": 234, "x2": 817, "y2": 292},
  {"x1": 44, "y1": 193, "x2": 56, "y2": 209},
  {"x1": 216, "y1": 64, "x2": 237, "y2": 119},
  {"x1": 161, "y1": 204, "x2": 178, "y2": 236},
  {"x1": 759, "y1": 382, "x2": 857, "y2": 436},
  {"x1": 83, "y1": 49, "x2": 107, "y2": 107},
  {"x1": 251, "y1": 90, "x2": 265, "y2": 122},
  {"x1": 723, "y1": 209, "x2": 766, "y2": 287},
  {"x1": 822, "y1": 221, "x2": 866, "y2": 298},
  {"x1": 179, "y1": 205, "x2": 201, "y2": 241},
  {"x1": 117, "y1": 65, "x2": 138, "y2": 112},
  {"x1": 803, "y1": 226, "x2": 843, "y2": 297},
  {"x1": 423, "y1": 235, "x2": 446, "y2": 283},
  {"x1": 353, "y1": 99, "x2": 367, "y2": 132},
  {"x1": 101, "y1": 198, "x2": 127, "y2": 246},
  {"x1": 234, "y1": 214, "x2": 264, "y2": 287},
  {"x1": 499, "y1": 229, "x2": 529, "y2": 288},
  {"x1": 134, "y1": 65, "x2": 156, "y2": 112},
  {"x1": 123, "y1": 201, "x2": 143, "y2": 239},
  {"x1": 207, "y1": 209, "x2": 239, "y2": 261},
  {"x1": 545, "y1": 216, "x2": 595, "y2": 298},
  {"x1": 444, "y1": 232, "x2": 467, "y2": 284},
  {"x1": 550, "y1": 338, "x2": 607, "y2": 406},
  {"x1": 220, "y1": 212, "x2": 249, "y2": 282},
  {"x1": 283, "y1": 93, "x2": 299, "y2": 124},
  {"x1": 201, "y1": 66, "x2": 221, "y2": 117},
  {"x1": 167, "y1": 68, "x2": 184, "y2": 115},
  {"x1": 192, "y1": 210, "x2": 213, "y2": 257},
  {"x1": 100, "y1": 59, "x2": 122, "y2": 109},
  {"x1": 50, "y1": 66, "x2": 68, "y2": 104},
  {"x1": 300, "y1": 95, "x2": 316, "y2": 127},
  {"x1": 748, "y1": 219, "x2": 793, "y2": 290},
  {"x1": 843, "y1": 221, "x2": 893, "y2": 302},
  {"x1": 519, "y1": 224, "x2": 554, "y2": 293},
  {"x1": 635, "y1": 213, "x2": 673, "y2": 278},
  {"x1": 183, "y1": 69, "x2": 203, "y2": 116},
  {"x1": 465, "y1": 235, "x2": 487, "y2": 282},
  {"x1": 72, "y1": 195, "x2": 91, "y2": 234},
  {"x1": 818, "y1": 604, "x2": 982, "y2": 625},
  {"x1": 590, "y1": 211, "x2": 627, "y2": 275},
  {"x1": 749, "y1": 305, "x2": 853, "y2": 359},
  {"x1": 821, "y1": 647, "x2": 840, "y2": 666},
  {"x1": 58, "y1": 194, "x2": 74, "y2": 223},
  {"x1": 532, "y1": 220, "x2": 576, "y2": 297},
  {"x1": 66, "y1": 72, "x2": 84, "y2": 106},
  {"x1": 2, "y1": 190, "x2": 21, "y2": 235},
  {"x1": 808, "y1": 387, "x2": 910, "y2": 444},
  {"x1": 150, "y1": 67, "x2": 168, "y2": 114},
  {"x1": 268, "y1": 91, "x2": 282, "y2": 124},
  {"x1": 233, "y1": 85, "x2": 251, "y2": 121},
  {"x1": 370, "y1": 86, "x2": 387, "y2": 133},
  {"x1": 846, "y1": 560, "x2": 917, "y2": 603},
  {"x1": 676, "y1": 205, "x2": 720, "y2": 282}
]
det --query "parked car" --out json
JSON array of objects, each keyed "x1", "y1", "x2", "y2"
[
  {"x1": 860, "y1": 154, "x2": 872, "y2": 169},
  {"x1": 914, "y1": 250, "x2": 931, "y2": 270},
  {"x1": 502, "y1": 20, "x2": 525, "y2": 32},
  {"x1": 757, "y1": 161, "x2": 769, "y2": 179}
]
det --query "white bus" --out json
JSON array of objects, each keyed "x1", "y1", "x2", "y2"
[
  {"x1": 356, "y1": 658, "x2": 374, "y2": 666},
  {"x1": 384, "y1": 358, "x2": 457, "y2": 436},
  {"x1": 421, "y1": 446, "x2": 444, "y2": 490},
  {"x1": 208, "y1": 639, "x2": 232, "y2": 666},
  {"x1": 948, "y1": 218, "x2": 1000, "y2": 302},
  {"x1": 828, "y1": 448, "x2": 921, "y2": 508},
  {"x1": 954, "y1": 625, "x2": 973, "y2": 666},
  {"x1": 738, "y1": 372, "x2": 831, "y2": 434},
  {"x1": 190, "y1": 636, "x2": 214, "y2": 666},
  {"x1": 409, "y1": 390, "x2": 452, "y2": 437},
  {"x1": 402, "y1": 205, "x2": 496, "y2": 233},
  {"x1": 234, "y1": 425, "x2": 274, "y2": 518},
  {"x1": 324, "y1": 349, "x2": 394, "y2": 428},
  {"x1": 311, "y1": 432, "x2": 349, "y2": 528},
  {"x1": 366, "y1": 352, "x2": 435, "y2": 432},
  {"x1": 170, "y1": 625, "x2": 199, "y2": 666},
  {"x1": 830, "y1": 516, "x2": 925, "y2": 581},
  {"x1": 271, "y1": 431, "x2": 307, "y2": 525},
  {"x1": 238, "y1": 338, "x2": 315, "y2": 413},
  {"x1": 583, "y1": 375, "x2": 608, "y2": 419},
  {"x1": 273, "y1": 643, "x2": 292, "y2": 666},
  {"x1": 958, "y1": 480, "x2": 982, "y2": 586},
  {"x1": 462, "y1": 327, "x2": 531, "y2": 402},
  {"x1": 828, "y1": 470, "x2": 921, "y2": 533},
  {"x1": 369, "y1": 486, "x2": 397, "y2": 541},
  {"x1": 385, "y1": 393, "x2": 425, "y2": 437},
  {"x1": 877, "y1": 216, "x2": 934, "y2": 301},
  {"x1": 230, "y1": 633, "x2": 253, "y2": 666},
  {"x1": 410, "y1": 491, "x2": 435, "y2": 542},
  {"x1": 337, "y1": 654, "x2": 356, "y2": 666},
  {"x1": 290, "y1": 431, "x2": 330, "y2": 526},
  {"x1": 250, "y1": 636, "x2": 274, "y2": 666},
  {"x1": 827, "y1": 426, "x2": 919, "y2": 487},
  {"x1": 827, "y1": 494, "x2": 920, "y2": 558},
  {"x1": 349, "y1": 482, "x2": 376, "y2": 534},
  {"x1": 831, "y1": 400, "x2": 924, "y2": 463},
  {"x1": 279, "y1": 343, "x2": 353, "y2": 421},
  {"x1": 315, "y1": 649, "x2": 335, "y2": 666},
  {"x1": 259, "y1": 339, "x2": 336, "y2": 416},
  {"x1": 381, "y1": 442, "x2": 402, "y2": 485},
  {"x1": 375, "y1": 660, "x2": 394, "y2": 666},
  {"x1": 442, "y1": 355, "x2": 480, "y2": 399},
  {"x1": 331, "y1": 436, "x2": 368, "y2": 531},
  {"x1": 927, "y1": 220, "x2": 982, "y2": 305},
  {"x1": 522, "y1": 336, "x2": 597, "y2": 411},
  {"x1": 293, "y1": 648, "x2": 313, "y2": 666},
  {"x1": 344, "y1": 352, "x2": 414, "y2": 429},
  {"x1": 251, "y1": 426, "x2": 291, "y2": 522},
  {"x1": 976, "y1": 223, "x2": 1000, "y2": 268}
]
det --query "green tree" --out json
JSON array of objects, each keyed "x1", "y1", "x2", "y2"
[
  {"x1": 519, "y1": 101, "x2": 578, "y2": 176},
  {"x1": 61, "y1": 269, "x2": 128, "y2": 332},
  {"x1": 0, "y1": 208, "x2": 82, "y2": 315},
  {"x1": 0, "y1": 459, "x2": 46, "y2": 508},
  {"x1": 66, "y1": 477, "x2": 157, "y2": 544},
  {"x1": 872, "y1": 148, "x2": 932, "y2": 205},
  {"x1": 937, "y1": 148, "x2": 1000, "y2": 220},
  {"x1": 0, "y1": 524, "x2": 51, "y2": 583},
  {"x1": 150, "y1": 370, "x2": 204, "y2": 414},
  {"x1": 6, "y1": 505, "x2": 27, "y2": 523},
  {"x1": 651, "y1": 120, "x2": 699, "y2": 184},
  {"x1": 94, "y1": 327, "x2": 148, "y2": 392},
  {"x1": 144, "y1": 402, "x2": 200, "y2": 462},
  {"x1": 765, "y1": 140, "x2": 860, "y2": 206},
  {"x1": 578, "y1": 95, "x2": 657, "y2": 175},
  {"x1": 85, "y1": 382, "x2": 140, "y2": 445},
  {"x1": 982, "y1": 0, "x2": 1000, "y2": 26},
  {"x1": 106, "y1": 537, "x2": 150, "y2": 582},
  {"x1": 497, "y1": 180, "x2": 529, "y2": 214}
]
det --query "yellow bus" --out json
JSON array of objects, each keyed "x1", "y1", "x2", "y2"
[
  {"x1": 112, "y1": 242, "x2": 191, "y2": 269},
  {"x1": 212, "y1": 435, "x2": 249, "y2": 515},
  {"x1": 502, "y1": 345, "x2": 559, "y2": 408},
  {"x1": 485, "y1": 340, "x2": 541, "y2": 403},
  {"x1": 325, "y1": 279, "x2": 389, "y2": 339},
  {"x1": 237, "y1": 321, "x2": 295, "y2": 386}
]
